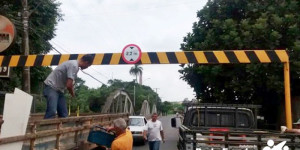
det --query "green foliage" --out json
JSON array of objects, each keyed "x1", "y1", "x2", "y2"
[
  {"x1": 180, "y1": 0, "x2": 300, "y2": 128},
  {"x1": 0, "y1": 0, "x2": 62, "y2": 114},
  {"x1": 88, "y1": 95, "x2": 103, "y2": 112},
  {"x1": 180, "y1": 0, "x2": 300, "y2": 105},
  {"x1": 159, "y1": 102, "x2": 184, "y2": 115},
  {"x1": 160, "y1": 101, "x2": 172, "y2": 114},
  {"x1": 129, "y1": 64, "x2": 143, "y2": 82}
]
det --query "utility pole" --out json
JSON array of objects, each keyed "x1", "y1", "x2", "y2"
[
  {"x1": 133, "y1": 79, "x2": 136, "y2": 107},
  {"x1": 22, "y1": 0, "x2": 31, "y2": 93}
]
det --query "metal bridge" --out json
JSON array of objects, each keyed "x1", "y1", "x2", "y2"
[{"x1": 101, "y1": 89, "x2": 134, "y2": 115}]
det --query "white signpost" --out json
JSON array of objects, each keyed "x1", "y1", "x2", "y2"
[
  {"x1": 121, "y1": 44, "x2": 142, "y2": 64},
  {"x1": 0, "y1": 88, "x2": 33, "y2": 150}
]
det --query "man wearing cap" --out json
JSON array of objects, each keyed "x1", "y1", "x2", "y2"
[{"x1": 283, "y1": 119, "x2": 300, "y2": 134}]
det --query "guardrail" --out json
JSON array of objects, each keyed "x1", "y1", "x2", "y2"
[
  {"x1": 179, "y1": 129, "x2": 300, "y2": 150},
  {"x1": 0, "y1": 113, "x2": 129, "y2": 150}
]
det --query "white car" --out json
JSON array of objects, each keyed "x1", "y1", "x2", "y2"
[{"x1": 128, "y1": 116, "x2": 147, "y2": 144}]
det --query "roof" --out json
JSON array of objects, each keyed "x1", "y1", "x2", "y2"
[
  {"x1": 183, "y1": 102, "x2": 262, "y2": 109},
  {"x1": 129, "y1": 116, "x2": 145, "y2": 119},
  {"x1": 187, "y1": 106, "x2": 252, "y2": 112}
]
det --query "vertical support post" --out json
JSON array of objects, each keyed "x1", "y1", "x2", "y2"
[
  {"x1": 120, "y1": 95, "x2": 123, "y2": 113},
  {"x1": 56, "y1": 122, "x2": 62, "y2": 150},
  {"x1": 30, "y1": 123, "x2": 36, "y2": 150},
  {"x1": 284, "y1": 62, "x2": 292, "y2": 129},
  {"x1": 225, "y1": 132, "x2": 229, "y2": 148},
  {"x1": 68, "y1": 99, "x2": 71, "y2": 116},
  {"x1": 21, "y1": 0, "x2": 31, "y2": 93},
  {"x1": 235, "y1": 107, "x2": 238, "y2": 128},
  {"x1": 193, "y1": 132, "x2": 196, "y2": 150},
  {"x1": 257, "y1": 134, "x2": 262, "y2": 150},
  {"x1": 77, "y1": 105, "x2": 79, "y2": 117},
  {"x1": 74, "y1": 121, "x2": 79, "y2": 146}
]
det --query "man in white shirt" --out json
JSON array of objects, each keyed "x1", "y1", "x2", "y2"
[{"x1": 143, "y1": 113, "x2": 165, "y2": 150}]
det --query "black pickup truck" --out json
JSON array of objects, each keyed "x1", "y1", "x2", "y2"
[{"x1": 171, "y1": 103, "x2": 300, "y2": 150}]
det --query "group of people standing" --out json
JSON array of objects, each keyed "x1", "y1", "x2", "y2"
[{"x1": 42, "y1": 55, "x2": 165, "y2": 150}]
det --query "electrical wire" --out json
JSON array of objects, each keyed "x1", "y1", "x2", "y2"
[
  {"x1": 29, "y1": 24, "x2": 111, "y2": 80},
  {"x1": 80, "y1": 69, "x2": 106, "y2": 85},
  {"x1": 12, "y1": 18, "x2": 137, "y2": 86},
  {"x1": 27, "y1": 25, "x2": 106, "y2": 85}
]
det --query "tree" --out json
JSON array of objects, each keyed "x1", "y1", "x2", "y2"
[
  {"x1": 160, "y1": 101, "x2": 172, "y2": 115},
  {"x1": 180, "y1": 0, "x2": 300, "y2": 128},
  {"x1": 129, "y1": 64, "x2": 143, "y2": 84},
  {"x1": 0, "y1": 0, "x2": 62, "y2": 113},
  {"x1": 0, "y1": 0, "x2": 62, "y2": 92}
]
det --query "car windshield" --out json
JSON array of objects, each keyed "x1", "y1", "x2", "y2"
[{"x1": 129, "y1": 118, "x2": 144, "y2": 126}]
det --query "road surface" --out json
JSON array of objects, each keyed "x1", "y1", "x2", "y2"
[{"x1": 133, "y1": 115, "x2": 181, "y2": 150}]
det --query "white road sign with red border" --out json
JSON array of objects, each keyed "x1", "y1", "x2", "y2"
[{"x1": 121, "y1": 44, "x2": 142, "y2": 64}]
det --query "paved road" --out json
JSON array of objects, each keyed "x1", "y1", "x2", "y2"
[{"x1": 133, "y1": 115, "x2": 181, "y2": 150}]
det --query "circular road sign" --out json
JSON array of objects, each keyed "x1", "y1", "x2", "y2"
[
  {"x1": 0, "y1": 15, "x2": 16, "y2": 52},
  {"x1": 121, "y1": 44, "x2": 142, "y2": 64}
]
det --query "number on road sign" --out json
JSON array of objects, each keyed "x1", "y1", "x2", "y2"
[{"x1": 121, "y1": 44, "x2": 142, "y2": 64}]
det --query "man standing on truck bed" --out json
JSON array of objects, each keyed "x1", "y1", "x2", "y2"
[
  {"x1": 43, "y1": 54, "x2": 93, "y2": 119},
  {"x1": 143, "y1": 113, "x2": 165, "y2": 150}
]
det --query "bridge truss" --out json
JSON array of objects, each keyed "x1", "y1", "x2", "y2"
[{"x1": 101, "y1": 89, "x2": 134, "y2": 115}]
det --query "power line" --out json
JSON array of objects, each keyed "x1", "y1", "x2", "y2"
[
  {"x1": 27, "y1": 26, "x2": 106, "y2": 85},
  {"x1": 27, "y1": 18, "x2": 116, "y2": 81},
  {"x1": 50, "y1": 40, "x2": 73, "y2": 54},
  {"x1": 90, "y1": 67, "x2": 110, "y2": 80},
  {"x1": 50, "y1": 45, "x2": 62, "y2": 54},
  {"x1": 80, "y1": 69, "x2": 106, "y2": 85},
  {"x1": 27, "y1": 19, "x2": 135, "y2": 86}
]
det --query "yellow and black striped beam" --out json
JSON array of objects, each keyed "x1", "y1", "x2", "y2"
[{"x1": 0, "y1": 50, "x2": 288, "y2": 67}]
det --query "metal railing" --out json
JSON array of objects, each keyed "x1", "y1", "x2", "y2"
[
  {"x1": 0, "y1": 113, "x2": 129, "y2": 150},
  {"x1": 179, "y1": 129, "x2": 300, "y2": 150}
]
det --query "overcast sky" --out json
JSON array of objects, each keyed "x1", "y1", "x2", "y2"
[{"x1": 51, "y1": 0, "x2": 208, "y2": 102}]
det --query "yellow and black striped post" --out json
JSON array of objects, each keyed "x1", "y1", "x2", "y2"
[
  {"x1": 0, "y1": 50, "x2": 288, "y2": 67},
  {"x1": 0, "y1": 49, "x2": 292, "y2": 128}
]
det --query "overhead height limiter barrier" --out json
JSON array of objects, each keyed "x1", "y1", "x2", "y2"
[
  {"x1": 0, "y1": 50, "x2": 292, "y2": 128},
  {"x1": 0, "y1": 50, "x2": 289, "y2": 66}
]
